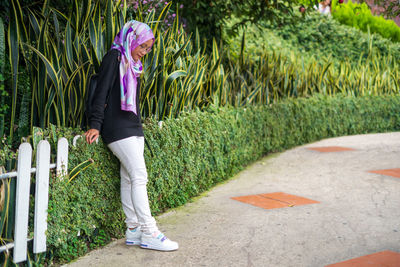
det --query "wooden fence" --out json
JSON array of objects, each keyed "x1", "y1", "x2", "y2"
[{"x1": 0, "y1": 138, "x2": 68, "y2": 263}]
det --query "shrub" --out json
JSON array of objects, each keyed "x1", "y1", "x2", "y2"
[
  {"x1": 331, "y1": 0, "x2": 400, "y2": 42},
  {"x1": 38, "y1": 94, "x2": 400, "y2": 264},
  {"x1": 225, "y1": 12, "x2": 400, "y2": 66}
]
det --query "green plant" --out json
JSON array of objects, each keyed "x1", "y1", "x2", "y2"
[
  {"x1": 362, "y1": 0, "x2": 400, "y2": 19},
  {"x1": 2, "y1": 95, "x2": 400, "y2": 264},
  {"x1": 6, "y1": 0, "x2": 400, "y2": 147},
  {"x1": 226, "y1": 31, "x2": 400, "y2": 103},
  {"x1": 6, "y1": 0, "x2": 227, "y2": 135},
  {"x1": 0, "y1": 16, "x2": 7, "y2": 138},
  {"x1": 6, "y1": 0, "x2": 128, "y2": 142},
  {"x1": 225, "y1": 12, "x2": 400, "y2": 66},
  {"x1": 26, "y1": 94, "x2": 400, "y2": 264},
  {"x1": 174, "y1": 0, "x2": 298, "y2": 46},
  {"x1": 127, "y1": 0, "x2": 183, "y2": 30},
  {"x1": 0, "y1": 143, "x2": 16, "y2": 266},
  {"x1": 331, "y1": 0, "x2": 400, "y2": 42}
]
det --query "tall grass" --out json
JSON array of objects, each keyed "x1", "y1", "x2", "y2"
[
  {"x1": 6, "y1": 0, "x2": 400, "y2": 136},
  {"x1": 225, "y1": 29, "x2": 400, "y2": 105}
]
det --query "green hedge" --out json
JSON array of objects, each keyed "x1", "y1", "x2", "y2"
[
  {"x1": 46, "y1": 95, "x2": 400, "y2": 263},
  {"x1": 296, "y1": 0, "x2": 400, "y2": 43},
  {"x1": 332, "y1": 0, "x2": 400, "y2": 43},
  {"x1": 227, "y1": 12, "x2": 400, "y2": 66}
]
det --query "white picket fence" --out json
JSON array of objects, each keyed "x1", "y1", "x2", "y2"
[{"x1": 0, "y1": 138, "x2": 69, "y2": 263}]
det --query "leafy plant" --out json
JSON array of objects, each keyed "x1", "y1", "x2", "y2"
[
  {"x1": 0, "y1": 16, "x2": 7, "y2": 138},
  {"x1": 173, "y1": 0, "x2": 298, "y2": 47},
  {"x1": 226, "y1": 11, "x2": 400, "y2": 67},
  {"x1": 6, "y1": 0, "x2": 400, "y2": 146},
  {"x1": 362, "y1": 0, "x2": 400, "y2": 19},
  {"x1": 225, "y1": 29, "x2": 400, "y2": 105},
  {"x1": 43, "y1": 94, "x2": 400, "y2": 263},
  {"x1": 2, "y1": 93, "x2": 400, "y2": 264},
  {"x1": 0, "y1": 145, "x2": 16, "y2": 266},
  {"x1": 127, "y1": 0, "x2": 184, "y2": 30},
  {"x1": 331, "y1": 0, "x2": 400, "y2": 42}
]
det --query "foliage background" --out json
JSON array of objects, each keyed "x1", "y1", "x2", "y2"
[
  {"x1": 225, "y1": 11, "x2": 400, "y2": 65},
  {"x1": 331, "y1": 0, "x2": 400, "y2": 42}
]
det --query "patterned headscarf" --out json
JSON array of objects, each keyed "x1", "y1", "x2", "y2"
[{"x1": 111, "y1": 20, "x2": 154, "y2": 114}]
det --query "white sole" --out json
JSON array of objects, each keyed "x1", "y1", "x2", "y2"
[
  {"x1": 126, "y1": 239, "x2": 141, "y2": 246},
  {"x1": 140, "y1": 243, "x2": 178, "y2": 251}
]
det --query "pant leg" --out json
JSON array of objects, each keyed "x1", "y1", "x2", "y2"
[
  {"x1": 108, "y1": 136, "x2": 158, "y2": 233},
  {"x1": 120, "y1": 163, "x2": 139, "y2": 228}
]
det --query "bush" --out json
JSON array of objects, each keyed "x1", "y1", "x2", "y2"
[
  {"x1": 225, "y1": 12, "x2": 400, "y2": 66},
  {"x1": 331, "y1": 0, "x2": 400, "y2": 42},
  {"x1": 41, "y1": 94, "x2": 400, "y2": 264}
]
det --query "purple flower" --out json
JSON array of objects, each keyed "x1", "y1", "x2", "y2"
[
  {"x1": 143, "y1": 0, "x2": 147, "y2": 3},
  {"x1": 179, "y1": 4, "x2": 183, "y2": 8},
  {"x1": 172, "y1": 13, "x2": 176, "y2": 17}
]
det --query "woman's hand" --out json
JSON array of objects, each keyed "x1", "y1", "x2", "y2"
[{"x1": 85, "y1": 129, "x2": 100, "y2": 144}]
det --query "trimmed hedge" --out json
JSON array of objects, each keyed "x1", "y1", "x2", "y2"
[{"x1": 46, "y1": 95, "x2": 400, "y2": 263}]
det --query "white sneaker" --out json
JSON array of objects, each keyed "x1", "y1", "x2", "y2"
[
  {"x1": 126, "y1": 227, "x2": 141, "y2": 246},
  {"x1": 140, "y1": 231, "x2": 179, "y2": 251}
]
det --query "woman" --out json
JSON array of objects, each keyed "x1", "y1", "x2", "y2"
[
  {"x1": 315, "y1": 0, "x2": 331, "y2": 16},
  {"x1": 85, "y1": 20, "x2": 178, "y2": 252}
]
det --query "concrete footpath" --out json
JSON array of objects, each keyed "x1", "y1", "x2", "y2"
[{"x1": 66, "y1": 132, "x2": 400, "y2": 267}]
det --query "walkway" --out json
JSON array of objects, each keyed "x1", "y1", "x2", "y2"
[{"x1": 66, "y1": 132, "x2": 400, "y2": 267}]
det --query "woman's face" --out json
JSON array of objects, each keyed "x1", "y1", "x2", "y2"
[{"x1": 131, "y1": 39, "x2": 153, "y2": 61}]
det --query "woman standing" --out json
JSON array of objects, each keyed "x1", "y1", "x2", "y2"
[
  {"x1": 315, "y1": 0, "x2": 331, "y2": 16},
  {"x1": 85, "y1": 20, "x2": 178, "y2": 252}
]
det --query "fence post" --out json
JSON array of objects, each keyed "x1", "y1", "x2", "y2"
[
  {"x1": 13, "y1": 143, "x2": 32, "y2": 263},
  {"x1": 72, "y1": 135, "x2": 82, "y2": 147},
  {"x1": 33, "y1": 140, "x2": 50, "y2": 254},
  {"x1": 57, "y1": 137, "x2": 68, "y2": 178}
]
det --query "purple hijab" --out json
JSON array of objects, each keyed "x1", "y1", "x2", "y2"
[{"x1": 111, "y1": 20, "x2": 154, "y2": 114}]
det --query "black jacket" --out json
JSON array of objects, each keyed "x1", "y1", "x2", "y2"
[{"x1": 89, "y1": 49, "x2": 144, "y2": 144}]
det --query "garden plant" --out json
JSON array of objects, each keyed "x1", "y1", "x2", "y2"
[{"x1": 1, "y1": 0, "x2": 400, "y2": 265}]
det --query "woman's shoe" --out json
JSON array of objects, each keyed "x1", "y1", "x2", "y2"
[
  {"x1": 125, "y1": 227, "x2": 141, "y2": 245},
  {"x1": 140, "y1": 231, "x2": 179, "y2": 251}
]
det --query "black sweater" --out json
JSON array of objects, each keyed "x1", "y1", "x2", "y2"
[{"x1": 89, "y1": 49, "x2": 144, "y2": 144}]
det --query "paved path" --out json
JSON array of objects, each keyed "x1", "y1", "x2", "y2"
[{"x1": 66, "y1": 132, "x2": 400, "y2": 267}]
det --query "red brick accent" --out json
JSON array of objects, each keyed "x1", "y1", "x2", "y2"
[
  {"x1": 369, "y1": 168, "x2": 400, "y2": 178},
  {"x1": 325, "y1": 250, "x2": 400, "y2": 267},
  {"x1": 307, "y1": 146, "x2": 355, "y2": 152},
  {"x1": 232, "y1": 192, "x2": 319, "y2": 210}
]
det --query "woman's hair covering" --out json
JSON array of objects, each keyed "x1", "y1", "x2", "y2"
[{"x1": 111, "y1": 20, "x2": 155, "y2": 114}]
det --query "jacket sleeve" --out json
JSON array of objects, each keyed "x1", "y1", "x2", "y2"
[{"x1": 89, "y1": 50, "x2": 120, "y2": 131}]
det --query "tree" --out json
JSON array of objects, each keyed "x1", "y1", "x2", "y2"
[{"x1": 173, "y1": 0, "x2": 297, "y2": 46}]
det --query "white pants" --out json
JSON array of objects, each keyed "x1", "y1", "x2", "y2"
[{"x1": 108, "y1": 136, "x2": 158, "y2": 233}]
